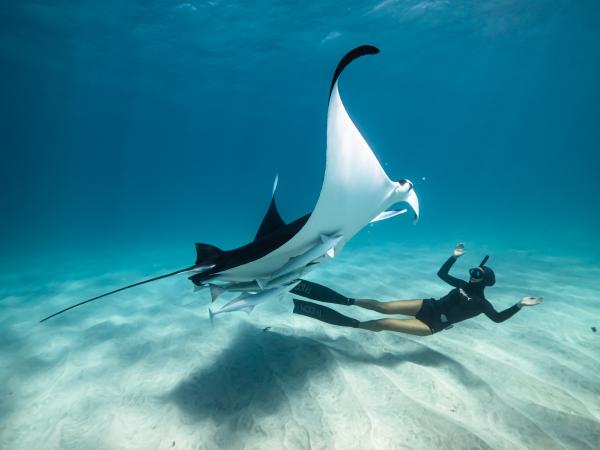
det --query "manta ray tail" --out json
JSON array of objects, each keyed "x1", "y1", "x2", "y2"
[{"x1": 39, "y1": 265, "x2": 197, "y2": 323}]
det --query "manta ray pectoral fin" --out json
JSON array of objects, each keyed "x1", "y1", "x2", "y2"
[
  {"x1": 272, "y1": 173, "x2": 279, "y2": 195},
  {"x1": 329, "y1": 45, "x2": 379, "y2": 98},
  {"x1": 253, "y1": 174, "x2": 287, "y2": 242}
]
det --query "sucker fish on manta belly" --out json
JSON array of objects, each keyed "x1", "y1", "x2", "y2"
[
  {"x1": 209, "y1": 283, "x2": 299, "y2": 319},
  {"x1": 39, "y1": 44, "x2": 419, "y2": 323},
  {"x1": 208, "y1": 268, "x2": 308, "y2": 303},
  {"x1": 255, "y1": 234, "x2": 343, "y2": 290}
]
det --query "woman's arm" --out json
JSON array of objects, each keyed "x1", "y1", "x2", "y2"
[
  {"x1": 437, "y1": 243, "x2": 466, "y2": 288},
  {"x1": 437, "y1": 257, "x2": 466, "y2": 289},
  {"x1": 481, "y1": 297, "x2": 542, "y2": 323},
  {"x1": 481, "y1": 299, "x2": 521, "y2": 323}
]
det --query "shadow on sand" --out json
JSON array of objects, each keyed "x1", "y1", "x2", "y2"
[
  {"x1": 165, "y1": 324, "x2": 332, "y2": 419},
  {"x1": 164, "y1": 324, "x2": 478, "y2": 446},
  {"x1": 325, "y1": 335, "x2": 487, "y2": 388}
]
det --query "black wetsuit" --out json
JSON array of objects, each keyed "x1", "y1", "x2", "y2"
[{"x1": 417, "y1": 257, "x2": 520, "y2": 333}]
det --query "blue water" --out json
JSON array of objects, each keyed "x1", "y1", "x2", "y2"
[
  {"x1": 1, "y1": 2, "x2": 600, "y2": 449},
  {"x1": 1, "y1": 0, "x2": 599, "y2": 274}
]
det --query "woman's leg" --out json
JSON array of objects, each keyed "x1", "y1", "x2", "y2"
[
  {"x1": 290, "y1": 280, "x2": 353, "y2": 305},
  {"x1": 293, "y1": 299, "x2": 432, "y2": 336},
  {"x1": 359, "y1": 318, "x2": 432, "y2": 336},
  {"x1": 291, "y1": 281, "x2": 423, "y2": 317},
  {"x1": 354, "y1": 299, "x2": 423, "y2": 316}
]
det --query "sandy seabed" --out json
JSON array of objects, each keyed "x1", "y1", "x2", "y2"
[{"x1": 1, "y1": 243, "x2": 599, "y2": 450}]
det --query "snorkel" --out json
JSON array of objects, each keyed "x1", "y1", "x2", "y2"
[{"x1": 469, "y1": 255, "x2": 495, "y2": 286}]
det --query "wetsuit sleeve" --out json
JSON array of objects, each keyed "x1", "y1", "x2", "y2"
[
  {"x1": 481, "y1": 300, "x2": 520, "y2": 323},
  {"x1": 437, "y1": 256, "x2": 465, "y2": 288}
]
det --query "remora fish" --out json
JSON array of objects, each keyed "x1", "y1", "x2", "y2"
[
  {"x1": 257, "y1": 234, "x2": 343, "y2": 289},
  {"x1": 208, "y1": 267, "x2": 307, "y2": 302},
  {"x1": 209, "y1": 283, "x2": 297, "y2": 320}
]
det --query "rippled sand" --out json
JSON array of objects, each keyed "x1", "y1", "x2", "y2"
[{"x1": 1, "y1": 243, "x2": 599, "y2": 449}]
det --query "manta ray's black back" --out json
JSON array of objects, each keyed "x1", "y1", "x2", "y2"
[{"x1": 189, "y1": 213, "x2": 310, "y2": 285}]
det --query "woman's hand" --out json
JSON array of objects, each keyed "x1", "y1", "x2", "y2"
[
  {"x1": 519, "y1": 296, "x2": 543, "y2": 308},
  {"x1": 453, "y1": 243, "x2": 465, "y2": 258}
]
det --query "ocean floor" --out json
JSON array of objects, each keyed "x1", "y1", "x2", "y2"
[{"x1": 1, "y1": 243, "x2": 599, "y2": 450}]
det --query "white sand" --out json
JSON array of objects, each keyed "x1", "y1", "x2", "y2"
[{"x1": 1, "y1": 243, "x2": 599, "y2": 449}]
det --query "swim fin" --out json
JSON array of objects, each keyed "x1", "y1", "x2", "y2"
[
  {"x1": 290, "y1": 280, "x2": 354, "y2": 306},
  {"x1": 293, "y1": 299, "x2": 359, "y2": 328}
]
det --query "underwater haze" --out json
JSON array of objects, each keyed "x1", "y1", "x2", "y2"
[{"x1": 1, "y1": 1, "x2": 599, "y2": 449}]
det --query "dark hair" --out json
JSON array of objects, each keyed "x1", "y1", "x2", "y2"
[{"x1": 482, "y1": 266, "x2": 495, "y2": 286}]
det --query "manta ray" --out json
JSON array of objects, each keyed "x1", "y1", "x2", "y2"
[{"x1": 40, "y1": 45, "x2": 419, "y2": 323}]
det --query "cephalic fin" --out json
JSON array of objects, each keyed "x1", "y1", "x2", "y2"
[
  {"x1": 256, "y1": 278, "x2": 267, "y2": 290},
  {"x1": 326, "y1": 247, "x2": 335, "y2": 258},
  {"x1": 208, "y1": 308, "x2": 215, "y2": 324},
  {"x1": 244, "y1": 305, "x2": 256, "y2": 315},
  {"x1": 369, "y1": 209, "x2": 407, "y2": 223}
]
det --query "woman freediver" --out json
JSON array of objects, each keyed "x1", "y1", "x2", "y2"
[{"x1": 291, "y1": 243, "x2": 543, "y2": 336}]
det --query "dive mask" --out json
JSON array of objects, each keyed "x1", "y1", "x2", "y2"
[
  {"x1": 469, "y1": 255, "x2": 490, "y2": 280},
  {"x1": 469, "y1": 267, "x2": 484, "y2": 279}
]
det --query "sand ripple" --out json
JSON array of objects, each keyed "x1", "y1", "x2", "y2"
[{"x1": 1, "y1": 245, "x2": 599, "y2": 449}]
